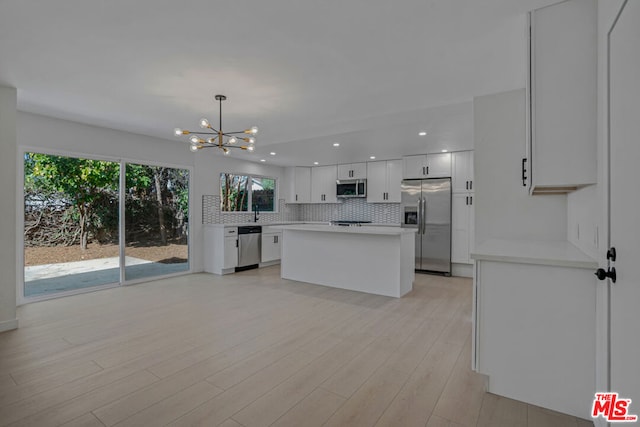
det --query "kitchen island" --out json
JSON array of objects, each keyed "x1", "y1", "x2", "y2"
[{"x1": 277, "y1": 224, "x2": 416, "y2": 297}]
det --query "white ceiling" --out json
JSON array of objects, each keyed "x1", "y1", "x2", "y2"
[{"x1": 0, "y1": 0, "x2": 560, "y2": 166}]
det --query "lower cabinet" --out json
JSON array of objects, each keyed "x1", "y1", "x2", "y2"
[
  {"x1": 223, "y1": 236, "x2": 238, "y2": 269},
  {"x1": 205, "y1": 226, "x2": 238, "y2": 275},
  {"x1": 473, "y1": 257, "x2": 596, "y2": 419},
  {"x1": 261, "y1": 232, "x2": 282, "y2": 263},
  {"x1": 451, "y1": 192, "x2": 474, "y2": 264}
]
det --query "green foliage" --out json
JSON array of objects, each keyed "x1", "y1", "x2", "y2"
[
  {"x1": 25, "y1": 153, "x2": 119, "y2": 201},
  {"x1": 24, "y1": 153, "x2": 190, "y2": 248}
]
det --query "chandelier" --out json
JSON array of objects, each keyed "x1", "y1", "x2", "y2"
[{"x1": 173, "y1": 94, "x2": 258, "y2": 155}]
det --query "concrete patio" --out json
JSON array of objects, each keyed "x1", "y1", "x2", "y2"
[{"x1": 24, "y1": 256, "x2": 189, "y2": 297}]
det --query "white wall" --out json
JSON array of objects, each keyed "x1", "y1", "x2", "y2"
[
  {"x1": 474, "y1": 89, "x2": 567, "y2": 244},
  {"x1": 0, "y1": 87, "x2": 17, "y2": 332}
]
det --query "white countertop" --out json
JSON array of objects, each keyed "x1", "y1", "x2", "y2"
[
  {"x1": 204, "y1": 221, "x2": 311, "y2": 228},
  {"x1": 471, "y1": 239, "x2": 598, "y2": 269},
  {"x1": 275, "y1": 224, "x2": 415, "y2": 236},
  {"x1": 204, "y1": 222, "x2": 401, "y2": 228}
]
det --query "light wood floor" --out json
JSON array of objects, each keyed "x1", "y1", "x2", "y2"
[{"x1": 0, "y1": 266, "x2": 593, "y2": 427}]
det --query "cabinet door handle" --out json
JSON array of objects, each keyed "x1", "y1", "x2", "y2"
[
  {"x1": 426, "y1": 166, "x2": 429, "y2": 175},
  {"x1": 470, "y1": 196, "x2": 473, "y2": 205},
  {"x1": 236, "y1": 239, "x2": 238, "y2": 248},
  {"x1": 422, "y1": 166, "x2": 426, "y2": 175},
  {"x1": 470, "y1": 180, "x2": 473, "y2": 190},
  {"x1": 522, "y1": 158, "x2": 527, "y2": 187},
  {"x1": 466, "y1": 196, "x2": 469, "y2": 205},
  {"x1": 295, "y1": 194, "x2": 298, "y2": 201},
  {"x1": 466, "y1": 181, "x2": 468, "y2": 190}
]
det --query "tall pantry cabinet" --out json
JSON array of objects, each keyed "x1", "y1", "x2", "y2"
[{"x1": 451, "y1": 151, "x2": 474, "y2": 264}]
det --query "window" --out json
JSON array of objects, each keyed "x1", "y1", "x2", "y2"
[
  {"x1": 23, "y1": 151, "x2": 190, "y2": 300},
  {"x1": 220, "y1": 173, "x2": 276, "y2": 212}
]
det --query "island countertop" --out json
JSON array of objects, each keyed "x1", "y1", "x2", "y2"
[{"x1": 274, "y1": 224, "x2": 415, "y2": 236}]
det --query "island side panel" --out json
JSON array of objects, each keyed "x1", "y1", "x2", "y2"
[
  {"x1": 281, "y1": 229, "x2": 406, "y2": 297},
  {"x1": 399, "y1": 232, "x2": 416, "y2": 296}
]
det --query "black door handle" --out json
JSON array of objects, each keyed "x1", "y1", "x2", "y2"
[{"x1": 595, "y1": 267, "x2": 616, "y2": 283}]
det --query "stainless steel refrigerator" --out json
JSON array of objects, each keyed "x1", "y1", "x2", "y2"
[{"x1": 401, "y1": 178, "x2": 451, "y2": 275}]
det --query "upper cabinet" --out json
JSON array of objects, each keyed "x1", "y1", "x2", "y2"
[
  {"x1": 452, "y1": 151, "x2": 474, "y2": 193},
  {"x1": 367, "y1": 159, "x2": 402, "y2": 203},
  {"x1": 402, "y1": 153, "x2": 451, "y2": 179},
  {"x1": 311, "y1": 165, "x2": 338, "y2": 203},
  {"x1": 337, "y1": 163, "x2": 366, "y2": 180},
  {"x1": 528, "y1": 0, "x2": 597, "y2": 194},
  {"x1": 285, "y1": 167, "x2": 311, "y2": 204}
]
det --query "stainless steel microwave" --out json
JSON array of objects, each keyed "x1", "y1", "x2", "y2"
[{"x1": 336, "y1": 179, "x2": 366, "y2": 198}]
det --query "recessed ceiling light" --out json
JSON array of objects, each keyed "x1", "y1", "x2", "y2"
[
  {"x1": 418, "y1": 131, "x2": 427, "y2": 136},
  {"x1": 260, "y1": 159, "x2": 266, "y2": 162},
  {"x1": 333, "y1": 143, "x2": 340, "y2": 147},
  {"x1": 441, "y1": 149, "x2": 448, "y2": 153},
  {"x1": 369, "y1": 156, "x2": 376, "y2": 160},
  {"x1": 270, "y1": 152, "x2": 276, "y2": 156},
  {"x1": 313, "y1": 161, "x2": 319, "y2": 165}
]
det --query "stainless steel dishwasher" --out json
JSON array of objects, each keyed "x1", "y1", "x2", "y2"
[{"x1": 236, "y1": 226, "x2": 262, "y2": 271}]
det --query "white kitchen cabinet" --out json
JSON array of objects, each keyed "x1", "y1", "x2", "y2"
[
  {"x1": 204, "y1": 226, "x2": 238, "y2": 275},
  {"x1": 311, "y1": 165, "x2": 338, "y2": 203},
  {"x1": 527, "y1": 0, "x2": 597, "y2": 194},
  {"x1": 285, "y1": 166, "x2": 311, "y2": 203},
  {"x1": 223, "y1": 236, "x2": 238, "y2": 269},
  {"x1": 451, "y1": 151, "x2": 474, "y2": 193},
  {"x1": 366, "y1": 159, "x2": 402, "y2": 203},
  {"x1": 472, "y1": 241, "x2": 597, "y2": 419},
  {"x1": 261, "y1": 232, "x2": 282, "y2": 263},
  {"x1": 451, "y1": 193, "x2": 474, "y2": 264},
  {"x1": 402, "y1": 153, "x2": 451, "y2": 179},
  {"x1": 337, "y1": 163, "x2": 366, "y2": 180}
]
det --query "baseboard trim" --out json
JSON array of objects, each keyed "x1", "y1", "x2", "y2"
[
  {"x1": 0, "y1": 318, "x2": 18, "y2": 333},
  {"x1": 452, "y1": 263, "x2": 473, "y2": 278}
]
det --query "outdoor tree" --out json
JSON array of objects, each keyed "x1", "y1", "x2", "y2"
[{"x1": 25, "y1": 154, "x2": 120, "y2": 250}]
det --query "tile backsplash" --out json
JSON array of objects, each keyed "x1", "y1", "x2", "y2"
[
  {"x1": 202, "y1": 195, "x2": 400, "y2": 224},
  {"x1": 295, "y1": 198, "x2": 400, "y2": 223},
  {"x1": 202, "y1": 196, "x2": 295, "y2": 224}
]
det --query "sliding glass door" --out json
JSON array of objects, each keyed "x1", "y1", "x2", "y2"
[
  {"x1": 23, "y1": 153, "x2": 121, "y2": 298},
  {"x1": 23, "y1": 152, "x2": 190, "y2": 300},
  {"x1": 124, "y1": 164, "x2": 189, "y2": 281}
]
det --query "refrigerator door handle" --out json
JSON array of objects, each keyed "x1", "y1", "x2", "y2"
[
  {"x1": 417, "y1": 198, "x2": 423, "y2": 235},
  {"x1": 422, "y1": 198, "x2": 427, "y2": 234}
]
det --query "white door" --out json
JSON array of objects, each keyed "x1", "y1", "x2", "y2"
[
  {"x1": 402, "y1": 155, "x2": 426, "y2": 179},
  {"x1": 386, "y1": 159, "x2": 403, "y2": 203},
  {"x1": 366, "y1": 161, "x2": 387, "y2": 203},
  {"x1": 451, "y1": 193, "x2": 470, "y2": 263},
  {"x1": 224, "y1": 236, "x2": 238, "y2": 269},
  {"x1": 452, "y1": 151, "x2": 474, "y2": 193},
  {"x1": 608, "y1": 0, "x2": 640, "y2": 408},
  {"x1": 426, "y1": 153, "x2": 452, "y2": 177},
  {"x1": 293, "y1": 167, "x2": 311, "y2": 203}
]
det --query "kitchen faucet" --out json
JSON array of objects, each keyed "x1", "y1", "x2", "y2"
[{"x1": 254, "y1": 205, "x2": 260, "y2": 222}]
